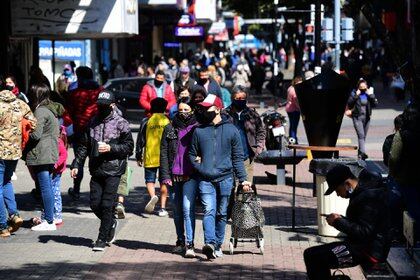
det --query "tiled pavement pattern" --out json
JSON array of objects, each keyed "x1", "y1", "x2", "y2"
[{"x1": 0, "y1": 84, "x2": 403, "y2": 279}]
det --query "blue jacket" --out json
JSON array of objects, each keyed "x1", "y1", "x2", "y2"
[{"x1": 189, "y1": 120, "x2": 247, "y2": 182}]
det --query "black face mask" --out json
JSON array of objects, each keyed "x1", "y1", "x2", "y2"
[
  {"x1": 196, "y1": 110, "x2": 216, "y2": 124},
  {"x1": 232, "y1": 99, "x2": 247, "y2": 111},
  {"x1": 178, "y1": 112, "x2": 193, "y2": 122},
  {"x1": 98, "y1": 105, "x2": 113, "y2": 119},
  {"x1": 154, "y1": 80, "x2": 164, "y2": 88},
  {"x1": 5, "y1": 85, "x2": 14, "y2": 91},
  {"x1": 199, "y1": 78, "x2": 208, "y2": 85}
]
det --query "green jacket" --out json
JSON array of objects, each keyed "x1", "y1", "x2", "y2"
[
  {"x1": 388, "y1": 131, "x2": 419, "y2": 185},
  {"x1": 25, "y1": 104, "x2": 59, "y2": 166}
]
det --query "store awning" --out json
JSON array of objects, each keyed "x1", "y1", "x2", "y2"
[{"x1": 10, "y1": 0, "x2": 139, "y2": 39}]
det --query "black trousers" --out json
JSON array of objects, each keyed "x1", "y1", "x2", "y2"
[
  {"x1": 304, "y1": 242, "x2": 363, "y2": 280},
  {"x1": 90, "y1": 175, "x2": 121, "y2": 241}
]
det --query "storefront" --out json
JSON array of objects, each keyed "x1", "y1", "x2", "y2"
[{"x1": 7, "y1": 0, "x2": 139, "y2": 89}]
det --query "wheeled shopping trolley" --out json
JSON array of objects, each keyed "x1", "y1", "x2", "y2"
[{"x1": 229, "y1": 185, "x2": 265, "y2": 255}]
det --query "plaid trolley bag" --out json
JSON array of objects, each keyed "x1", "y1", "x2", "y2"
[{"x1": 229, "y1": 184, "x2": 265, "y2": 255}]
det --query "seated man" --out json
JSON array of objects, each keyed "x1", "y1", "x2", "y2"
[{"x1": 304, "y1": 165, "x2": 390, "y2": 279}]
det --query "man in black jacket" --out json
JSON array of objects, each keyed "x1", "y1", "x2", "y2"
[
  {"x1": 173, "y1": 66, "x2": 196, "y2": 95},
  {"x1": 304, "y1": 165, "x2": 390, "y2": 279},
  {"x1": 71, "y1": 90, "x2": 134, "y2": 251}
]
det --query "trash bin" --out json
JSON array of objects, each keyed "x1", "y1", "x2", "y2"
[{"x1": 309, "y1": 158, "x2": 366, "y2": 237}]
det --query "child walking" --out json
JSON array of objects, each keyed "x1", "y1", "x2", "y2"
[{"x1": 136, "y1": 98, "x2": 170, "y2": 216}]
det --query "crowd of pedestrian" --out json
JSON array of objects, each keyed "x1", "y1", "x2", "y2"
[
  {"x1": 0, "y1": 49, "x2": 419, "y2": 278},
  {"x1": 0, "y1": 54, "x2": 264, "y2": 258}
]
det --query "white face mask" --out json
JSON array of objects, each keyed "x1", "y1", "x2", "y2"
[{"x1": 345, "y1": 186, "x2": 353, "y2": 197}]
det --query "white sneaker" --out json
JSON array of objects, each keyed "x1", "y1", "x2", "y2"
[
  {"x1": 158, "y1": 209, "x2": 168, "y2": 217},
  {"x1": 31, "y1": 221, "x2": 57, "y2": 231},
  {"x1": 185, "y1": 245, "x2": 196, "y2": 258},
  {"x1": 144, "y1": 195, "x2": 158, "y2": 213},
  {"x1": 54, "y1": 219, "x2": 63, "y2": 226}
]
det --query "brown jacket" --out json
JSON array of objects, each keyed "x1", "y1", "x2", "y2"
[
  {"x1": 224, "y1": 106, "x2": 266, "y2": 160},
  {"x1": 0, "y1": 90, "x2": 36, "y2": 160}
]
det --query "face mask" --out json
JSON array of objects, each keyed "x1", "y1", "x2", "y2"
[
  {"x1": 199, "y1": 78, "x2": 208, "y2": 85},
  {"x1": 98, "y1": 106, "x2": 113, "y2": 119},
  {"x1": 345, "y1": 187, "x2": 353, "y2": 198},
  {"x1": 196, "y1": 110, "x2": 216, "y2": 124},
  {"x1": 232, "y1": 99, "x2": 247, "y2": 111},
  {"x1": 5, "y1": 85, "x2": 14, "y2": 91},
  {"x1": 64, "y1": 69, "x2": 71, "y2": 77},
  {"x1": 179, "y1": 112, "x2": 193, "y2": 122},
  {"x1": 154, "y1": 80, "x2": 164, "y2": 88}
]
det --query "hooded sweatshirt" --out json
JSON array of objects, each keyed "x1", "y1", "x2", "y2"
[
  {"x1": 0, "y1": 90, "x2": 36, "y2": 160},
  {"x1": 188, "y1": 120, "x2": 247, "y2": 182}
]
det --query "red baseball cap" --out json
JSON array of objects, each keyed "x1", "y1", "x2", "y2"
[{"x1": 198, "y1": 94, "x2": 223, "y2": 109}]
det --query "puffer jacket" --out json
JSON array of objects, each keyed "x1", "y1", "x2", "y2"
[
  {"x1": 139, "y1": 80, "x2": 176, "y2": 114},
  {"x1": 0, "y1": 90, "x2": 36, "y2": 160},
  {"x1": 332, "y1": 169, "x2": 391, "y2": 262},
  {"x1": 71, "y1": 109, "x2": 134, "y2": 177},
  {"x1": 67, "y1": 80, "x2": 102, "y2": 133},
  {"x1": 25, "y1": 104, "x2": 59, "y2": 166},
  {"x1": 224, "y1": 106, "x2": 266, "y2": 160}
]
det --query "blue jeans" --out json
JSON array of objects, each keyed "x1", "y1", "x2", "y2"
[
  {"x1": 42, "y1": 174, "x2": 62, "y2": 221},
  {"x1": 169, "y1": 183, "x2": 184, "y2": 243},
  {"x1": 144, "y1": 167, "x2": 159, "y2": 184},
  {"x1": 287, "y1": 111, "x2": 300, "y2": 143},
  {"x1": 183, "y1": 178, "x2": 198, "y2": 245},
  {"x1": 0, "y1": 160, "x2": 19, "y2": 230},
  {"x1": 199, "y1": 177, "x2": 234, "y2": 248},
  {"x1": 33, "y1": 165, "x2": 55, "y2": 223}
]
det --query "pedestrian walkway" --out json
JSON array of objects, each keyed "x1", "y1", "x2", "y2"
[
  {"x1": 0, "y1": 80, "x2": 404, "y2": 279},
  {"x1": 0, "y1": 159, "x2": 365, "y2": 280}
]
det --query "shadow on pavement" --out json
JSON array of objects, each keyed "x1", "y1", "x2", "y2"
[
  {"x1": 0, "y1": 261, "x2": 308, "y2": 279},
  {"x1": 14, "y1": 192, "x2": 93, "y2": 216},
  {"x1": 38, "y1": 235, "x2": 93, "y2": 248},
  {"x1": 114, "y1": 239, "x2": 174, "y2": 252}
]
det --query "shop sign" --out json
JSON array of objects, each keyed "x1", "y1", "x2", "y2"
[
  {"x1": 175, "y1": 26, "x2": 204, "y2": 37},
  {"x1": 39, "y1": 40, "x2": 85, "y2": 61}
]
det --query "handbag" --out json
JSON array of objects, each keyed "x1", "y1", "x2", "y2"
[
  {"x1": 21, "y1": 118, "x2": 32, "y2": 150},
  {"x1": 117, "y1": 166, "x2": 133, "y2": 196},
  {"x1": 390, "y1": 74, "x2": 405, "y2": 90}
]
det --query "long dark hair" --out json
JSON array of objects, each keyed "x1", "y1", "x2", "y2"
[{"x1": 29, "y1": 83, "x2": 51, "y2": 110}]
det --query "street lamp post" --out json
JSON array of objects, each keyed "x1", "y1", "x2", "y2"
[{"x1": 334, "y1": 0, "x2": 341, "y2": 72}]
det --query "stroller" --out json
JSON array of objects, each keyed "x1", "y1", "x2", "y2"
[{"x1": 229, "y1": 184, "x2": 265, "y2": 255}]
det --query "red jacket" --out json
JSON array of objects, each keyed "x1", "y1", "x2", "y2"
[
  {"x1": 54, "y1": 137, "x2": 68, "y2": 174},
  {"x1": 67, "y1": 81, "x2": 102, "y2": 133},
  {"x1": 139, "y1": 81, "x2": 176, "y2": 114}
]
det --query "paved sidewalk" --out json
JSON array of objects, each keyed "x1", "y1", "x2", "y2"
[
  {"x1": 0, "y1": 84, "x2": 403, "y2": 279},
  {"x1": 0, "y1": 159, "x2": 365, "y2": 280}
]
